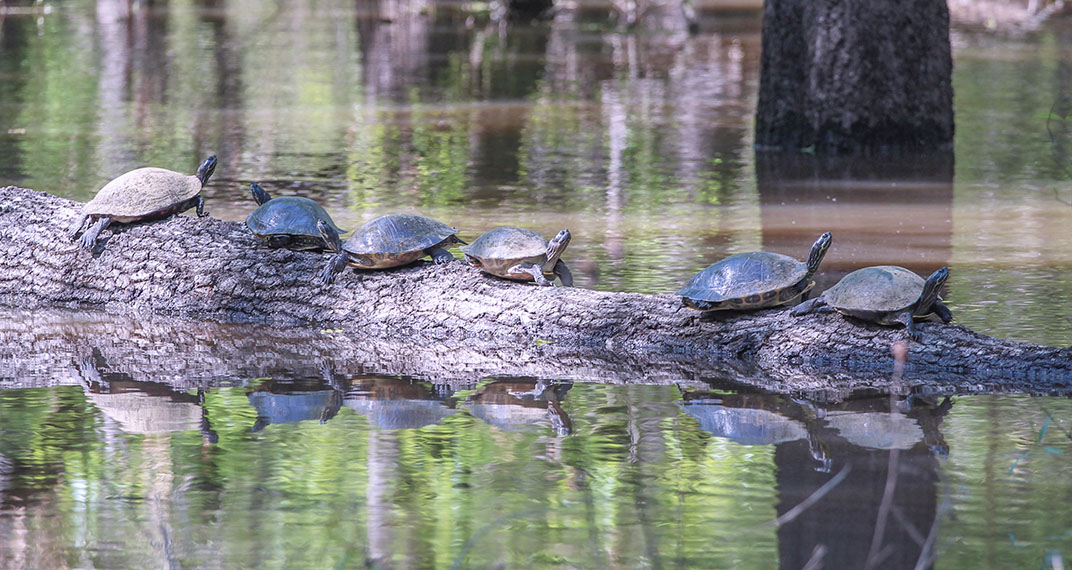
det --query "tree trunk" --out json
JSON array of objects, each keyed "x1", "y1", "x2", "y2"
[
  {"x1": 1, "y1": 186, "x2": 1070, "y2": 401},
  {"x1": 754, "y1": 0, "x2": 954, "y2": 153}
]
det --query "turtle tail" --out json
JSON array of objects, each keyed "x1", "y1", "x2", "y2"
[
  {"x1": 916, "y1": 266, "x2": 949, "y2": 316},
  {"x1": 805, "y1": 232, "x2": 832, "y2": 277},
  {"x1": 196, "y1": 155, "x2": 218, "y2": 186}
]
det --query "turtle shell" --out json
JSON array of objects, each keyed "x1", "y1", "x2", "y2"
[
  {"x1": 461, "y1": 226, "x2": 549, "y2": 275},
  {"x1": 246, "y1": 196, "x2": 344, "y2": 242},
  {"x1": 342, "y1": 213, "x2": 458, "y2": 267},
  {"x1": 822, "y1": 265, "x2": 925, "y2": 313},
  {"x1": 676, "y1": 252, "x2": 807, "y2": 304},
  {"x1": 84, "y1": 167, "x2": 203, "y2": 219}
]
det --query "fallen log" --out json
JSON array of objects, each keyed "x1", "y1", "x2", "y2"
[{"x1": 1, "y1": 185, "x2": 1070, "y2": 400}]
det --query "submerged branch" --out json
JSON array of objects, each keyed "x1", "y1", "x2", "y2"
[{"x1": 1, "y1": 186, "x2": 1071, "y2": 400}]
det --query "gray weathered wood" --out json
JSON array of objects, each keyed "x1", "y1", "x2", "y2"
[{"x1": 1, "y1": 186, "x2": 1070, "y2": 401}]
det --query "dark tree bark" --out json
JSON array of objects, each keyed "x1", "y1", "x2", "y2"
[
  {"x1": 1, "y1": 186, "x2": 1071, "y2": 401},
  {"x1": 754, "y1": 0, "x2": 954, "y2": 153}
]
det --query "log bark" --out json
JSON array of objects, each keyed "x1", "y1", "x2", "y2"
[
  {"x1": 1, "y1": 186, "x2": 1070, "y2": 401},
  {"x1": 754, "y1": 0, "x2": 954, "y2": 153}
]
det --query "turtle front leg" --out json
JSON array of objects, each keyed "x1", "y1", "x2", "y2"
[
  {"x1": 553, "y1": 260, "x2": 574, "y2": 287},
  {"x1": 932, "y1": 301, "x2": 953, "y2": 324},
  {"x1": 194, "y1": 195, "x2": 209, "y2": 218},
  {"x1": 790, "y1": 296, "x2": 829, "y2": 316},
  {"x1": 894, "y1": 311, "x2": 923, "y2": 342},
  {"x1": 67, "y1": 215, "x2": 89, "y2": 240},
  {"x1": 511, "y1": 262, "x2": 552, "y2": 286},
  {"x1": 427, "y1": 246, "x2": 455, "y2": 265},
  {"x1": 78, "y1": 216, "x2": 111, "y2": 250},
  {"x1": 319, "y1": 252, "x2": 349, "y2": 284}
]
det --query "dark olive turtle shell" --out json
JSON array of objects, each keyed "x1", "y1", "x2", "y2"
[
  {"x1": 821, "y1": 265, "x2": 925, "y2": 313},
  {"x1": 342, "y1": 214, "x2": 458, "y2": 266},
  {"x1": 246, "y1": 197, "x2": 344, "y2": 242},
  {"x1": 676, "y1": 252, "x2": 807, "y2": 304},
  {"x1": 461, "y1": 226, "x2": 549, "y2": 275}
]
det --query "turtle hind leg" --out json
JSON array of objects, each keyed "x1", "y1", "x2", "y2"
[
  {"x1": 553, "y1": 260, "x2": 574, "y2": 287},
  {"x1": 427, "y1": 246, "x2": 454, "y2": 265},
  {"x1": 682, "y1": 297, "x2": 718, "y2": 311},
  {"x1": 78, "y1": 217, "x2": 111, "y2": 250},
  {"x1": 511, "y1": 262, "x2": 552, "y2": 286},
  {"x1": 67, "y1": 215, "x2": 89, "y2": 240},
  {"x1": 267, "y1": 235, "x2": 293, "y2": 249},
  {"x1": 319, "y1": 252, "x2": 349, "y2": 285}
]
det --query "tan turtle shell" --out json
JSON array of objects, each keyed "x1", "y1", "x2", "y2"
[{"x1": 83, "y1": 167, "x2": 203, "y2": 219}]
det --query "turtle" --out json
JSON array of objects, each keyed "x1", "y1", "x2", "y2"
[
  {"x1": 677, "y1": 232, "x2": 832, "y2": 311},
  {"x1": 791, "y1": 265, "x2": 953, "y2": 341},
  {"x1": 68, "y1": 155, "x2": 217, "y2": 250},
  {"x1": 316, "y1": 214, "x2": 464, "y2": 284},
  {"x1": 461, "y1": 226, "x2": 574, "y2": 287},
  {"x1": 245, "y1": 183, "x2": 346, "y2": 251}
]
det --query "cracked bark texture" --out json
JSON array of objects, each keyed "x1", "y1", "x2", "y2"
[
  {"x1": 754, "y1": 0, "x2": 954, "y2": 153},
  {"x1": 1, "y1": 186, "x2": 1071, "y2": 401}
]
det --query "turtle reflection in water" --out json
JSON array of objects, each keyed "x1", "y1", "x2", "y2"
[
  {"x1": 462, "y1": 226, "x2": 574, "y2": 286},
  {"x1": 677, "y1": 232, "x2": 832, "y2": 311},
  {"x1": 316, "y1": 214, "x2": 465, "y2": 284},
  {"x1": 245, "y1": 183, "x2": 345, "y2": 251},
  {"x1": 248, "y1": 384, "x2": 343, "y2": 432},
  {"x1": 464, "y1": 379, "x2": 573, "y2": 436},
  {"x1": 792, "y1": 265, "x2": 952, "y2": 341},
  {"x1": 68, "y1": 155, "x2": 217, "y2": 250}
]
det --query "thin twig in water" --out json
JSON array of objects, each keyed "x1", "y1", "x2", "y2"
[
  {"x1": 914, "y1": 494, "x2": 953, "y2": 570},
  {"x1": 865, "y1": 341, "x2": 910, "y2": 570},
  {"x1": 864, "y1": 448, "x2": 901, "y2": 570},
  {"x1": 772, "y1": 464, "x2": 852, "y2": 527},
  {"x1": 802, "y1": 544, "x2": 827, "y2": 570},
  {"x1": 1037, "y1": 404, "x2": 1072, "y2": 441}
]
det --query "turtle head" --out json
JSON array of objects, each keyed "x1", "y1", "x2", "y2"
[
  {"x1": 805, "y1": 232, "x2": 832, "y2": 277},
  {"x1": 544, "y1": 229, "x2": 572, "y2": 269},
  {"x1": 250, "y1": 183, "x2": 272, "y2": 206},
  {"x1": 196, "y1": 155, "x2": 218, "y2": 186},
  {"x1": 316, "y1": 219, "x2": 344, "y2": 254},
  {"x1": 916, "y1": 266, "x2": 949, "y2": 315}
]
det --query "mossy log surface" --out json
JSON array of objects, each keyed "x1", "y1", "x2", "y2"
[{"x1": 1, "y1": 186, "x2": 1070, "y2": 401}]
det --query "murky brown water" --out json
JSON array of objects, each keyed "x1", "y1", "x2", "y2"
[{"x1": 1, "y1": 1, "x2": 1071, "y2": 568}]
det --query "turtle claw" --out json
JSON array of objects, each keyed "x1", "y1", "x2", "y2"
[
  {"x1": 429, "y1": 246, "x2": 454, "y2": 265},
  {"x1": 78, "y1": 217, "x2": 111, "y2": 251},
  {"x1": 319, "y1": 265, "x2": 336, "y2": 285}
]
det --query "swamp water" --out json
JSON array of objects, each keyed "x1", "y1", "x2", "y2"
[{"x1": 0, "y1": 1, "x2": 1070, "y2": 568}]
